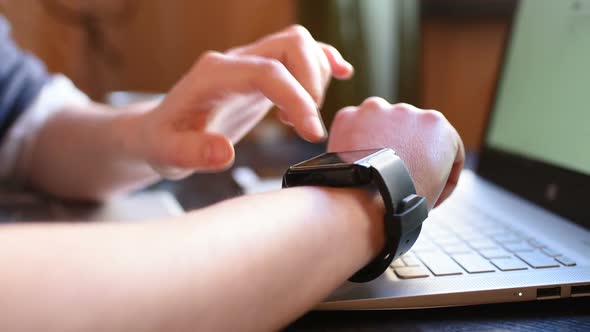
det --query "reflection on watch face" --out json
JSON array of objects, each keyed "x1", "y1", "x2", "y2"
[{"x1": 294, "y1": 149, "x2": 385, "y2": 168}]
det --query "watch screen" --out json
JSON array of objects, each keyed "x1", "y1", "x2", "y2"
[{"x1": 293, "y1": 149, "x2": 384, "y2": 168}]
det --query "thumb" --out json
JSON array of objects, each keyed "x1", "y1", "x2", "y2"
[{"x1": 152, "y1": 131, "x2": 235, "y2": 178}]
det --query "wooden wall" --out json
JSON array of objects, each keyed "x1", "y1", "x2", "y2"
[
  {"x1": 420, "y1": 17, "x2": 512, "y2": 150},
  {"x1": 1, "y1": 0, "x2": 295, "y2": 99}
]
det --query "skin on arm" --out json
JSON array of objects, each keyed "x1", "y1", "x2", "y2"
[
  {"x1": 0, "y1": 99, "x2": 464, "y2": 331},
  {"x1": 27, "y1": 25, "x2": 354, "y2": 200},
  {"x1": 0, "y1": 186, "x2": 384, "y2": 332}
]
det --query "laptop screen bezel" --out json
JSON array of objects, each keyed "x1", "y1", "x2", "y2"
[{"x1": 476, "y1": 0, "x2": 590, "y2": 227}]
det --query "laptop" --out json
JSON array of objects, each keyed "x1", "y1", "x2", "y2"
[{"x1": 235, "y1": 0, "x2": 590, "y2": 309}]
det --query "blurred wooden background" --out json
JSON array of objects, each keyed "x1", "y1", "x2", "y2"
[
  {"x1": 0, "y1": 0, "x2": 513, "y2": 151},
  {"x1": 420, "y1": 1, "x2": 513, "y2": 150},
  {"x1": 0, "y1": 0, "x2": 295, "y2": 98}
]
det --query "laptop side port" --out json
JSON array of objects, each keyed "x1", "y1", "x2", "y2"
[
  {"x1": 536, "y1": 286, "x2": 561, "y2": 299},
  {"x1": 571, "y1": 284, "x2": 590, "y2": 297}
]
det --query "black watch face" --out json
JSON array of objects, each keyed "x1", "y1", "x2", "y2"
[{"x1": 291, "y1": 149, "x2": 385, "y2": 169}]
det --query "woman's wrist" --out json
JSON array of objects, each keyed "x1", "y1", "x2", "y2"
[
  {"x1": 115, "y1": 103, "x2": 157, "y2": 164},
  {"x1": 322, "y1": 186, "x2": 387, "y2": 265}
]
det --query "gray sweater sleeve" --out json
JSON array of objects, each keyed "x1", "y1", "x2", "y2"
[{"x1": 0, "y1": 16, "x2": 50, "y2": 142}]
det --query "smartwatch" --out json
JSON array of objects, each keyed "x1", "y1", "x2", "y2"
[{"x1": 282, "y1": 148, "x2": 428, "y2": 282}]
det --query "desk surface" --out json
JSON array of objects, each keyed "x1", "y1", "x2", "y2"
[
  {"x1": 162, "y1": 140, "x2": 590, "y2": 331},
  {"x1": 288, "y1": 297, "x2": 590, "y2": 331}
]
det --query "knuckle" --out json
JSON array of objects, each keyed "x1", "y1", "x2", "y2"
[
  {"x1": 322, "y1": 42, "x2": 337, "y2": 54},
  {"x1": 334, "y1": 106, "x2": 358, "y2": 121},
  {"x1": 287, "y1": 24, "x2": 313, "y2": 46},
  {"x1": 391, "y1": 103, "x2": 415, "y2": 113},
  {"x1": 225, "y1": 45, "x2": 244, "y2": 55},
  {"x1": 360, "y1": 97, "x2": 390, "y2": 111},
  {"x1": 198, "y1": 50, "x2": 223, "y2": 65},
  {"x1": 287, "y1": 24, "x2": 312, "y2": 38},
  {"x1": 258, "y1": 58, "x2": 286, "y2": 77},
  {"x1": 422, "y1": 109, "x2": 447, "y2": 123}
]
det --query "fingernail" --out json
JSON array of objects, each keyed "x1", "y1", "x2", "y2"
[
  {"x1": 318, "y1": 116, "x2": 328, "y2": 141},
  {"x1": 303, "y1": 116, "x2": 327, "y2": 141},
  {"x1": 316, "y1": 109, "x2": 328, "y2": 140}
]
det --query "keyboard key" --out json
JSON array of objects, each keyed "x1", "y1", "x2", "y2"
[
  {"x1": 467, "y1": 239, "x2": 498, "y2": 250},
  {"x1": 491, "y1": 257, "x2": 529, "y2": 271},
  {"x1": 477, "y1": 227, "x2": 502, "y2": 235},
  {"x1": 555, "y1": 256, "x2": 576, "y2": 267},
  {"x1": 391, "y1": 259, "x2": 405, "y2": 268},
  {"x1": 433, "y1": 235, "x2": 463, "y2": 246},
  {"x1": 503, "y1": 241, "x2": 535, "y2": 253},
  {"x1": 481, "y1": 228, "x2": 511, "y2": 237},
  {"x1": 441, "y1": 243, "x2": 473, "y2": 255},
  {"x1": 412, "y1": 240, "x2": 438, "y2": 253},
  {"x1": 412, "y1": 247, "x2": 439, "y2": 254},
  {"x1": 450, "y1": 221, "x2": 474, "y2": 230},
  {"x1": 456, "y1": 229, "x2": 487, "y2": 240},
  {"x1": 402, "y1": 256, "x2": 422, "y2": 267},
  {"x1": 478, "y1": 248, "x2": 512, "y2": 259},
  {"x1": 528, "y1": 239, "x2": 547, "y2": 248},
  {"x1": 415, "y1": 232, "x2": 434, "y2": 241},
  {"x1": 541, "y1": 248, "x2": 562, "y2": 257},
  {"x1": 418, "y1": 253, "x2": 464, "y2": 276},
  {"x1": 424, "y1": 229, "x2": 454, "y2": 239},
  {"x1": 492, "y1": 233, "x2": 522, "y2": 244},
  {"x1": 394, "y1": 266, "x2": 430, "y2": 279},
  {"x1": 452, "y1": 253, "x2": 496, "y2": 273},
  {"x1": 517, "y1": 252, "x2": 560, "y2": 268}
]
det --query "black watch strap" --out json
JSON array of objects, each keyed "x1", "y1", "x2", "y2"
[
  {"x1": 349, "y1": 149, "x2": 428, "y2": 282},
  {"x1": 349, "y1": 195, "x2": 427, "y2": 282}
]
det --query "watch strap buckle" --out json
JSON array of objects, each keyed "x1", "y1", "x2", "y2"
[{"x1": 394, "y1": 194, "x2": 428, "y2": 235}]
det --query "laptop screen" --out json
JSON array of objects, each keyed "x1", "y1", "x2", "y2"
[{"x1": 478, "y1": 0, "x2": 590, "y2": 226}]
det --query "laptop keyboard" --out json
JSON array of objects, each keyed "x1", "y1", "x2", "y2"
[{"x1": 391, "y1": 200, "x2": 577, "y2": 279}]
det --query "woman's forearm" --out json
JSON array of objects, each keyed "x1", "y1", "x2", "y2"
[
  {"x1": 28, "y1": 101, "x2": 160, "y2": 200},
  {"x1": 180, "y1": 186, "x2": 385, "y2": 330},
  {"x1": 0, "y1": 186, "x2": 384, "y2": 332}
]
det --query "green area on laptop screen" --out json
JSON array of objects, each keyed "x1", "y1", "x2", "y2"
[{"x1": 487, "y1": 0, "x2": 590, "y2": 175}]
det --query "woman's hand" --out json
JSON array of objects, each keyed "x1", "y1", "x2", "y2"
[
  {"x1": 126, "y1": 25, "x2": 353, "y2": 179},
  {"x1": 327, "y1": 98, "x2": 465, "y2": 209}
]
